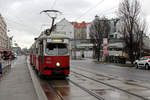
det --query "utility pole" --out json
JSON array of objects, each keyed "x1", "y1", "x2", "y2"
[
  {"x1": 74, "y1": 39, "x2": 77, "y2": 60},
  {"x1": 140, "y1": 31, "x2": 143, "y2": 58}
]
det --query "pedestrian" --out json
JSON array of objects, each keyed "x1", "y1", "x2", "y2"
[
  {"x1": 0, "y1": 61, "x2": 2, "y2": 78},
  {"x1": 82, "y1": 53, "x2": 84, "y2": 58}
]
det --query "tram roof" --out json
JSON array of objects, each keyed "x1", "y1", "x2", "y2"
[{"x1": 40, "y1": 33, "x2": 70, "y2": 40}]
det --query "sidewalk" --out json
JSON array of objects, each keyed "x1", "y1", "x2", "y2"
[{"x1": 0, "y1": 56, "x2": 38, "y2": 100}]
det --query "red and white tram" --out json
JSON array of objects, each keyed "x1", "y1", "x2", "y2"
[{"x1": 30, "y1": 33, "x2": 70, "y2": 77}]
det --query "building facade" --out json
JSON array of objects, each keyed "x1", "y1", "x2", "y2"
[
  {"x1": 55, "y1": 18, "x2": 74, "y2": 39},
  {"x1": 0, "y1": 14, "x2": 8, "y2": 49},
  {"x1": 72, "y1": 22, "x2": 89, "y2": 40},
  {"x1": 55, "y1": 18, "x2": 90, "y2": 40},
  {"x1": 54, "y1": 18, "x2": 92, "y2": 58}
]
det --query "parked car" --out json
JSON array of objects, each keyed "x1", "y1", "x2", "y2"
[{"x1": 134, "y1": 56, "x2": 150, "y2": 70}]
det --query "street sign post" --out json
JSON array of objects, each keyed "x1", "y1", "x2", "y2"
[{"x1": 103, "y1": 38, "x2": 108, "y2": 56}]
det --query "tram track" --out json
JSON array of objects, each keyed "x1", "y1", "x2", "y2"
[
  {"x1": 48, "y1": 81, "x2": 65, "y2": 100},
  {"x1": 30, "y1": 59, "x2": 149, "y2": 100},
  {"x1": 70, "y1": 69, "x2": 149, "y2": 100},
  {"x1": 38, "y1": 72, "x2": 149, "y2": 100},
  {"x1": 72, "y1": 67, "x2": 150, "y2": 90},
  {"x1": 47, "y1": 78, "x2": 105, "y2": 100},
  {"x1": 67, "y1": 79, "x2": 105, "y2": 100},
  {"x1": 41, "y1": 69, "x2": 149, "y2": 100}
]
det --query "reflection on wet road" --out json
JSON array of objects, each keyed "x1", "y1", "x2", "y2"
[
  {"x1": 40, "y1": 79, "x2": 98, "y2": 100},
  {"x1": 71, "y1": 59, "x2": 150, "y2": 82},
  {"x1": 36, "y1": 59, "x2": 150, "y2": 100},
  {"x1": 70, "y1": 67, "x2": 150, "y2": 100},
  {"x1": 69, "y1": 72, "x2": 145, "y2": 100},
  {"x1": 39, "y1": 74, "x2": 149, "y2": 100}
]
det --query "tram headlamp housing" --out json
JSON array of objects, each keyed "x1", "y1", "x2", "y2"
[{"x1": 56, "y1": 62, "x2": 60, "y2": 67}]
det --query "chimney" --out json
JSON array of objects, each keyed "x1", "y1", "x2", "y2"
[{"x1": 95, "y1": 15, "x2": 99, "y2": 20}]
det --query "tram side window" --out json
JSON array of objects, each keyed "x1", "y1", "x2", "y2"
[
  {"x1": 40, "y1": 45, "x2": 43, "y2": 55},
  {"x1": 36, "y1": 48, "x2": 38, "y2": 54}
]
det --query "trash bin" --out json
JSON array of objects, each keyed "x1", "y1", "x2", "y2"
[
  {"x1": 113, "y1": 56, "x2": 119, "y2": 63},
  {"x1": 104, "y1": 56, "x2": 109, "y2": 62},
  {"x1": 109, "y1": 56, "x2": 114, "y2": 63}
]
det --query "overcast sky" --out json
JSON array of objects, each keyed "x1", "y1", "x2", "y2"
[{"x1": 0, "y1": 0, "x2": 150, "y2": 48}]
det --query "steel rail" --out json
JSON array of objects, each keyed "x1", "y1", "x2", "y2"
[
  {"x1": 48, "y1": 82, "x2": 64, "y2": 100},
  {"x1": 67, "y1": 78, "x2": 105, "y2": 100},
  {"x1": 71, "y1": 70, "x2": 149, "y2": 100},
  {"x1": 72, "y1": 67, "x2": 150, "y2": 90}
]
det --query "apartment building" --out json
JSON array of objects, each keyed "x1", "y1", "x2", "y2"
[
  {"x1": 55, "y1": 18, "x2": 74, "y2": 39},
  {"x1": 0, "y1": 13, "x2": 8, "y2": 49},
  {"x1": 72, "y1": 21, "x2": 89, "y2": 40}
]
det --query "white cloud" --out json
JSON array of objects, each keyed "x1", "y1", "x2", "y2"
[
  {"x1": 0, "y1": 0, "x2": 150, "y2": 48},
  {"x1": 10, "y1": 2, "x2": 22, "y2": 10},
  {"x1": 10, "y1": 29, "x2": 35, "y2": 48}
]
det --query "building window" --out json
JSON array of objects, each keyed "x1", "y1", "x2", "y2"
[
  {"x1": 109, "y1": 35, "x2": 113, "y2": 38},
  {"x1": 115, "y1": 34, "x2": 117, "y2": 39}
]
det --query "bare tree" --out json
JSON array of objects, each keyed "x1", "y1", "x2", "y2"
[
  {"x1": 89, "y1": 16, "x2": 110, "y2": 61},
  {"x1": 118, "y1": 0, "x2": 146, "y2": 63}
]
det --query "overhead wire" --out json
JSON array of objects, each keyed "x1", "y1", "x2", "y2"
[
  {"x1": 99, "y1": 6, "x2": 118, "y2": 17},
  {"x1": 51, "y1": 0, "x2": 57, "y2": 9},
  {"x1": 5, "y1": 17, "x2": 39, "y2": 36},
  {"x1": 75, "y1": 0, "x2": 105, "y2": 21},
  {"x1": 78, "y1": 4, "x2": 118, "y2": 22},
  {"x1": 3, "y1": 13, "x2": 39, "y2": 31},
  {"x1": 72, "y1": 8, "x2": 117, "y2": 23}
]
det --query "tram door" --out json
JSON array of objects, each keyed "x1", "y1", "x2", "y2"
[{"x1": 39, "y1": 41, "x2": 44, "y2": 72}]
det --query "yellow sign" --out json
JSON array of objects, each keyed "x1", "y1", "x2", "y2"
[{"x1": 52, "y1": 39, "x2": 63, "y2": 42}]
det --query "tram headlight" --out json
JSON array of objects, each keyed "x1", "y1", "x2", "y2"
[{"x1": 56, "y1": 62, "x2": 60, "y2": 67}]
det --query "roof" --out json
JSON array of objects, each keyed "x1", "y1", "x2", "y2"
[
  {"x1": 39, "y1": 32, "x2": 70, "y2": 40},
  {"x1": 49, "y1": 33, "x2": 70, "y2": 39},
  {"x1": 72, "y1": 22, "x2": 89, "y2": 28},
  {"x1": 0, "y1": 49, "x2": 12, "y2": 52},
  {"x1": 109, "y1": 32, "x2": 121, "y2": 35},
  {"x1": 108, "y1": 42, "x2": 123, "y2": 48},
  {"x1": 144, "y1": 56, "x2": 150, "y2": 59}
]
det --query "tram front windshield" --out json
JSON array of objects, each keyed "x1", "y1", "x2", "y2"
[{"x1": 46, "y1": 43, "x2": 68, "y2": 56}]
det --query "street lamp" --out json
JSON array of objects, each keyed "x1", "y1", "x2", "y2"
[{"x1": 7, "y1": 30, "x2": 13, "y2": 50}]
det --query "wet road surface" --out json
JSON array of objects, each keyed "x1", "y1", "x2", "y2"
[
  {"x1": 40, "y1": 79, "x2": 99, "y2": 100},
  {"x1": 71, "y1": 68, "x2": 150, "y2": 100},
  {"x1": 0, "y1": 56, "x2": 38, "y2": 100},
  {"x1": 32, "y1": 58, "x2": 150, "y2": 100},
  {"x1": 39, "y1": 75, "x2": 149, "y2": 100},
  {"x1": 71, "y1": 58, "x2": 150, "y2": 83}
]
